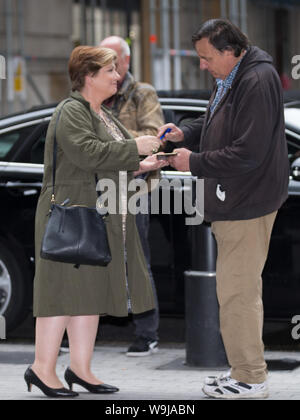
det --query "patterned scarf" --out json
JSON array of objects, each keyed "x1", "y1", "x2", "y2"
[{"x1": 210, "y1": 51, "x2": 247, "y2": 115}]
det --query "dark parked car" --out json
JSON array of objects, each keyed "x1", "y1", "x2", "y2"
[{"x1": 0, "y1": 93, "x2": 300, "y2": 331}]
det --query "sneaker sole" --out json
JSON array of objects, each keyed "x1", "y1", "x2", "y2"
[
  {"x1": 203, "y1": 386, "x2": 269, "y2": 400},
  {"x1": 126, "y1": 347, "x2": 159, "y2": 357}
]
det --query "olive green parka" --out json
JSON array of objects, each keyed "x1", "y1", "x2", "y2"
[{"x1": 33, "y1": 91, "x2": 155, "y2": 317}]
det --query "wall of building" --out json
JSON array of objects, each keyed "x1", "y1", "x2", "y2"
[
  {"x1": 0, "y1": 0, "x2": 299, "y2": 117},
  {"x1": 179, "y1": 0, "x2": 220, "y2": 90},
  {"x1": 247, "y1": 0, "x2": 300, "y2": 90},
  {"x1": 149, "y1": 0, "x2": 300, "y2": 91},
  {"x1": 0, "y1": 0, "x2": 73, "y2": 115},
  {"x1": 25, "y1": 0, "x2": 73, "y2": 106}
]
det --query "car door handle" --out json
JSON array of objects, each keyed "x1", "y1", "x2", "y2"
[
  {"x1": 4, "y1": 181, "x2": 42, "y2": 188},
  {"x1": 2, "y1": 181, "x2": 41, "y2": 197}
]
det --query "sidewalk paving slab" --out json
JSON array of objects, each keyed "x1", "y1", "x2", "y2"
[{"x1": 0, "y1": 342, "x2": 299, "y2": 400}]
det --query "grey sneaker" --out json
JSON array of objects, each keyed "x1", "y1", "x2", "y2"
[
  {"x1": 203, "y1": 375, "x2": 269, "y2": 400},
  {"x1": 126, "y1": 337, "x2": 158, "y2": 357}
]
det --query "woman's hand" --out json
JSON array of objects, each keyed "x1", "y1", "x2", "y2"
[
  {"x1": 157, "y1": 123, "x2": 184, "y2": 143},
  {"x1": 134, "y1": 154, "x2": 169, "y2": 176},
  {"x1": 135, "y1": 136, "x2": 162, "y2": 156}
]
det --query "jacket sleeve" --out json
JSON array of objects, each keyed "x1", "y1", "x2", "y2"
[
  {"x1": 56, "y1": 103, "x2": 140, "y2": 172},
  {"x1": 189, "y1": 72, "x2": 281, "y2": 178},
  {"x1": 181, "y1": 115, "x2": 205, "y2": 152},
  {"x1": 128, "y1": 87, "x2": 165, "y2": 137}
]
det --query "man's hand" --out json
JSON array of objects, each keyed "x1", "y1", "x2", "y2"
[
  {"x1": 157, "y1": 123, "x2": 184, "y2": 143},
  {"x1": 168, "y1": 148, "x2": 192, "y2": 172}
]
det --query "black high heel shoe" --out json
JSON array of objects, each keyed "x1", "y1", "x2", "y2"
[
  {"x1": 24, "y1": 366, "x2": 79, "y2": 398},
  {"x1": 64, "y1": 367, "x2": 119, "y2": 394}
]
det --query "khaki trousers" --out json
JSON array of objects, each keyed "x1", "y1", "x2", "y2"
[{"x1": 211, "y1": 211, "x2": 277, "y2": 384}]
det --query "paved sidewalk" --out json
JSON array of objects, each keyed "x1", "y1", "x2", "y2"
[{"x1": 0, "y1": 341, "x2": 299, "y2": 400}]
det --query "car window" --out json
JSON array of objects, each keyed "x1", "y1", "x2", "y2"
[
  {"x1": 30, "y1": 132, "x2": 47, "y2": 164},
  {"x1": 2, "y1": 122, "x2": 49, "y2": 164},
  {"x1": 0, "y1": 125, "x2": 35, "y2": 160}
]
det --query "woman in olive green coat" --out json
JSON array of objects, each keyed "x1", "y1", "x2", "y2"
[{"x1": 25, "y1": 46, "x2": 167, "y2": 398}]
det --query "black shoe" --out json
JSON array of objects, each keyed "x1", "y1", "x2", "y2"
[
  {"x1": 24, "y1": 367, "x2": 79, "y2": 398},
  {"x1": 126, "y1": 337, "x2": 159, "y2": 357},
  {"x1": 64, "y1": 367, "x2": 119, "y2": 394}
]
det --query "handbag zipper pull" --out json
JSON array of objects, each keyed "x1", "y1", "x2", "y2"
[{"x1": 61, "y1": 198, "x2": 70, "y2": 206}]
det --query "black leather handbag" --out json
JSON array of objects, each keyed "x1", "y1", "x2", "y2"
[{"x1": 40, "y1": 100, "x2": 112, "y2": 268}]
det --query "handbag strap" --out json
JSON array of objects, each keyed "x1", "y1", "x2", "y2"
[
  {"x1": 51, "y1": 99, "x2": 72, "y2": 203},
  {"x1": 51, "y1": 99, "x2": 100, "y2": 203}
]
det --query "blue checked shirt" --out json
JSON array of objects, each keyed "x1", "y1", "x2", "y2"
[{"x1": 210, "y1": 52, "x2": 246, "y2": 115}]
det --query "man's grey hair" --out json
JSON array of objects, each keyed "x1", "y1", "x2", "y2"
[
  {"x1": 101, "y1": 36, "x2": 130, "y2": 58},
  {"x1": 119, "y1": 37, "x2": 131, "y2": 58}
]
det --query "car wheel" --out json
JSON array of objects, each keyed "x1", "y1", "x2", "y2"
[{"x1": 0, "y1": 242, "x2": 31, "y2": 332}]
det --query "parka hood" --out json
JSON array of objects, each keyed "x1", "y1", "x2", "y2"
[{"x1": 235, "y1": 46, "x2": 274, "y2": 81}]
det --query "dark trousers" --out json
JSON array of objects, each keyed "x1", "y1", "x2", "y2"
[{"x1": 134, "y1": 211, "x2": 159, "y2": 341}]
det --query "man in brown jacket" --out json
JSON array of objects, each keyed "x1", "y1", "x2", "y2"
[{"x1": 100, "y1": 36, "x2": 165, "y2": 356}]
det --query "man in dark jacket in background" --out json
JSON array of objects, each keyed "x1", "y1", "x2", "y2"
[{"x1": 158, "y1": 19, "x2": 289, "y2": 399}]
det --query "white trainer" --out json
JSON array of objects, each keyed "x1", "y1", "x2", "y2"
[
  {"x1": 204, "y1": 370, "x2": 231, "y2": 386},
  {"x1": 203, "y1": 376, "x2": 269, "y2": 400}
]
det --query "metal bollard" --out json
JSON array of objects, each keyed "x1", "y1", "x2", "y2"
[{"x1": 184, "y1": 222, "x2": 228, "y2": 367}]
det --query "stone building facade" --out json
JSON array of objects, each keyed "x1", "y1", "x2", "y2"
[{"x1": 0, "y1": 0, "x2": 299, "y2": 116}]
